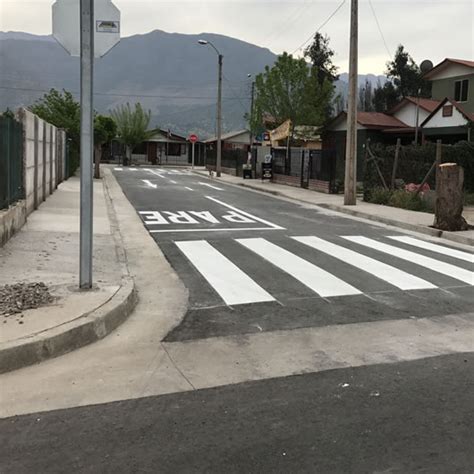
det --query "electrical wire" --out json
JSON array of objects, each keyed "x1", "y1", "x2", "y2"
[
  {"x1": 291, "y1": 0, "x2": 347, "y2": 55},
  {"x1": 368, "y1": 0, "x2": 392, "y2": 59}
]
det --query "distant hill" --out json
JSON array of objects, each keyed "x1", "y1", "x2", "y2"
[{"x1": 0, "y1": 30, "x2": 387, "y2": 136}]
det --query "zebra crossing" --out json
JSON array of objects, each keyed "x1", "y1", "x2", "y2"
[
  {"x1": 114, "y1": 167, "x2": 191, "y2": 176},
  {"x1": 173, "y1": 235, "x2": 473, "y2": 307}
]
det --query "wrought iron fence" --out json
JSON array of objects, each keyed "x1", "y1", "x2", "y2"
[{"x1": 0, "y1": 114, "x2": 24, "y2": 209}]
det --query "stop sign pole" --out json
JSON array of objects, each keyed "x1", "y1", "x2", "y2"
[
  {"x1": 80, "y1": 0, "x2": 94, "y2": 289},
  {"x1": 189, "y1": 134, "x2": 198, "y2": 169}
]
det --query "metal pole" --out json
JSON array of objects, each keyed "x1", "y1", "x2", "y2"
[
  {"x1": 79, "y1": 0, "x2": 94, "y2": 289},
  {"x1": 216, "y1": 54, "x2": 223, "y2": 177},
  {"x1": 344, "y1": 0, "x2": 358, "y2": 205},
  {"x1": 249, "y1": 81, "x2": 255, "y2": 148},
  {"x1": 414, "y1": 89, "x2": 421, "y2": 145},
  {"x1": 192, "y1": 141, "x2": 195, "y2": 169}
]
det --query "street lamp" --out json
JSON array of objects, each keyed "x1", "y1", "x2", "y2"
[{"x1": 198, "y1": 38, "x2": 223, "y2": 177}]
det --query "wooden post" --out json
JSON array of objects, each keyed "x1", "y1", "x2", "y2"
[
  {"x1": 391, "y1": 138, "x2": 401, "y2": 190},
  {"x1": 433, "y1": 163, "x2": 468, "y2": 231},
  {"x1": 435, "y1": 139, "x2": 442, "y2": 193}
]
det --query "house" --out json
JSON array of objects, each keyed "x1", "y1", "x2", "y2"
[
  {"x1": 388, "y1": 96, "x2": 440, "y2": 128},
  {"x1": 323, "y1": 111, "x2": 410, "y2": 180},
  {"x1": 205, "y1": 130, "x2": 250, "y2": 151},
  {"x1": 136, "y1": 129, "x2": 190, "y2": 165},
  {"x1": 420, "y1": 58, "x2": 474, "y2": 142}
]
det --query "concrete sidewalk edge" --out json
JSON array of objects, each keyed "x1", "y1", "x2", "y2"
[
  {"x1": 193, "y1": 171, "x2": 473, "y2": 247},
  {"x1": 0, "y1": 173, "x2": 139, "y2": 374}
]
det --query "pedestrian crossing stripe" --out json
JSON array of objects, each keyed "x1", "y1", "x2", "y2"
[
  {"x1": 387, "y1": 236, "x2": 474, "y2": 263},
  {"x1": 292, "y1": 236, "x2": 436, "y2": 291},
  {"x1": 344, "y1": 236, "x2": 474, "y2": 285},
  {"x1": 172, "y1": 235, "x2": 473, "y2": 307},
  {"x1": 175, "y1": 240, "x2": 274, "y2": 306}
]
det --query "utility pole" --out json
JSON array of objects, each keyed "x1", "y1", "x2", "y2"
[
  {"x1": 216, "y1": 54, "x2": 223, "y2": 177},
  {"x1": 249, "y1": 80, "x2": 255, "y2": 148},
  {"x1": 79, "y1": 0, "x2": 94, "y2": 288},
  {"x1": 414, "y1": 88, "x2": 421, "y2": 145},
  {"x1": 344, "y1": 0, "x2": 358, "y2": 206}
]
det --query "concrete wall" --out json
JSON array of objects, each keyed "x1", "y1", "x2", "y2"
[
  {"x1": 18, "y1": 108, "x2": 66, "y2": 216},
  {"x1": 0, "y1": 109, "x2": 66, "y2": 247}
]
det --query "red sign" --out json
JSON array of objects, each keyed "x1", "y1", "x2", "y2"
[{"x1": 189, "y1": 134, "x2": 198, "y2": 143}]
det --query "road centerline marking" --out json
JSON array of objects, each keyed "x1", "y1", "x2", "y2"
[
  {"x1": 142, "y1": 179, "x2": 157, "y2": 189},
  {"x1": 199, "y1": 182, "x2": 224, "y2": 191}
]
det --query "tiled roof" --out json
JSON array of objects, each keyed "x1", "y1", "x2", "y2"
[
  {"x1": 356, "y1": 112, "x2": 408, "y2": 128},
  {"x1": 420, "y1": 97, "x2": 474, "y2": 127},
  {"x1": 423, "y1": 58, "x2": 474, "y2": 79}
]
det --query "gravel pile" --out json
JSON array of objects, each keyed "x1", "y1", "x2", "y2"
[{"x1": 0, "y1": 282, "x2": 55, "y2": 318}]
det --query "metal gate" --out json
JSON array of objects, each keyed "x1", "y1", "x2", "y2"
[
  {"x1": 301, "y1": 149, "x2": 311, "y2": 188},
  {"x1": 0, "y1": 114, "x2": 24, "y2": 209}
]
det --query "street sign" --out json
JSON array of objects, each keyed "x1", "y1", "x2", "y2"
[
  {"x1": 189, "y1": 134, "x2": 198, "y2": 169},
  {"x1": 189, "y1": 134, "x2": 198, "y2": 143},
  {"x1": 52, "y1": 0, "x2": 121, "y2": 58}
]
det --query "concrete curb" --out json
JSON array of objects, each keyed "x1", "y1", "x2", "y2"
[
  {"x1": 0, "y1": 173, "x2": 139, "y2": 374},
  {"x1": 0, "y1": 277, "x2": 137, "y2": 374},
  {"x1": 203, "y1": 174, "x2": 474, "y2": 247}
]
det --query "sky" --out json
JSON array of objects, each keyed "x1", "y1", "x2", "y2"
[{"x1": 0, "y1": 0, "x2": 473, "y2": 74}]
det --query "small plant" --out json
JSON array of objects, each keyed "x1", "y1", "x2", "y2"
[
  {"x1": 389, "y1": 190, "x2": 431, "y2": 212},
  {"x1": 367, "y1": 187, "x2": 393, "y2": 205}
]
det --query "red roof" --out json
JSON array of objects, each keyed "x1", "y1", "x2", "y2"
[
  {"x1": 356, "y1": 112, "x2": 408, "y2": 129},
  {"x1": 389, "y1": 97, "x2": 441, "y2": 114},
  {"x1": 423, "y1": 58, "x2": 474, "y2": 79},
  {"x1": 420, "y1": 97, "x2": 474, "y2": 127}
]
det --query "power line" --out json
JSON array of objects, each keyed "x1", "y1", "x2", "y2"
[
  {"x1": 291, "y1": 0, "x2": 347, "y2": 55},
  {"x1": 0, "y1": 85, "x2": 248, "y2": 100},
  {"x1": 368, "y1": 0, "x2": 392, "y2": 59}
]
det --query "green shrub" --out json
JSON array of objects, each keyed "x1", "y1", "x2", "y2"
[
  {"x1": 389, "y1": 190, "x2": 432, "y2": 212},
  {"x1": 464, "y1": 192, "x2": 474, "y2": 206},
  {"x1": 367, "y1": 187, "x2": 393, "y2": 205}
]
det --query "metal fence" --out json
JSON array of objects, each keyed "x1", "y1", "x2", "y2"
[
  {"x1": 206, "y1": 148, "x2": 248, "y2": 176},
  {"x1": 0, "y1": 114, "x2": 24, "y2": 209}
]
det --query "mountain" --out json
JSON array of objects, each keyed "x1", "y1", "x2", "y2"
[{"x1": 0, "y1": 30, "x2": 386, "y2": 136}]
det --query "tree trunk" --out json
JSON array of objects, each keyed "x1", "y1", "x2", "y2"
[
  {"x1": 433, "y1": 163, "x2": 468, "y2": 231},
  {"x1": 94, "y1": 144, "x2": 101, "y2": 179}
]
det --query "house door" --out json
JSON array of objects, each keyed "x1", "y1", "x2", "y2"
[{"x1": 147, "y1": 142, "x2": 157, "y2": 165}]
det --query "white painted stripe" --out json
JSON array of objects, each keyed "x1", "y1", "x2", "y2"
[
  {"x1": 148, "y1": 170, "x2": 166, "y2": 179},
  {"x1": 388, "y1": 236, "x2": 474, "y2": 263},
  {"x1": 344, "y1": 236, "x2": 474, "y2": 285},
  {"x1": 293, "y1": 236, "x2": 436, "y2": 291},
  {"x1": 199, "y1": 182, "x2": 224, "y2": 191},
  {"x1": 143, "y1": 168, "x2": 152, "y2": 171},
  {"x1": 150, "y1": 227, "x2": 282, "y2": 234},
  {"x1": 237, "y1": 238, "x2": 361, "y2": 297},
  {"x1": 175, "y1": 240, "x2": 274, "y2": 306},
  {"x1": 142, "y1": 179, "x2": 157, "y2": 189},
  {"x1": 114, "y1": 167, "x2": 123, "y2": 171},
  {"x1": 129, "y1": 168, "x2": 137, "y2": 171},
  {"x1": 185, "y1": 187, "x2": 194, "y2": 191},
  {"x1": 170, "y1": 180, "x2": 178, "y2": 184},
  {"x1": 206, "y1": 196, "x2": 285, "y2": 230}
]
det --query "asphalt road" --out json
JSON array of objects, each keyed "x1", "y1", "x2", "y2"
[
  {"x1": 112, "y1": 166, "x2": 473, "y2": 342},
  {"x1": 1, "y1": 353, "x2": 473, "y2": 473}
]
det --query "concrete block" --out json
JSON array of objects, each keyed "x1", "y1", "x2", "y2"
[{"x1": 0, "y1": 201, "x2": 27, "y2": 247}]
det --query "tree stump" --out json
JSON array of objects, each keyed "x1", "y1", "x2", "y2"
[{"x1": 433, "y1": 163, "x2": 468, "y2": 231}]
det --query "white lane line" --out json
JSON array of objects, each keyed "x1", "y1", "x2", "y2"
[
  {"x1": 293, "y1": 236, "x2": 436, "y2": 291},
  {"x1": 170, "y1": 180, "x2": 178, "y2": 184},
  {"x1": 388, "y1": 236, "x2": 474, "y2": 263},
  {"x1": 199, "y1": 182, "x2": 224, "y2": 191},
  {"x1": 206, "y1": 196, "x2": 285, "y2": 230},
  {"x1": 150, "y1": 227, "x2": 282, "y2": 234},
  {"x1": 142, "y1": 179, "x2": 157, "y2": 189},
  {"x1": 344, "y1": 236, "x2": 474, "y2": 285},
  {"x1": 185, "y1": 187, "x2": 194, "y2": 191},
  {"x1": 175, "y1": 240, "x2": 275, "y2": 306},
  {"x1": 148, "y1": 170, "x2": 167, "y2": 179},
  {"x1": 143, "y1": 168, "x2": 152, "y2": 172},
  {"x1": 129, "y1": 168, "x2": 137, "y2": 171},
  {"x1": 237, "y1": 238, "x2": 361, "y2": 297},
  {"x1": 114, "y1": 167, "x2": 123, "y2": 171}
]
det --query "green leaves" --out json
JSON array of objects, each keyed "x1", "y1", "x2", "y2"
[
  {"x1": 94, "y1": 115, "x2": 117, "y2": 146},
  {"x1": 110, "y1": 103, "x2": 153, "y2": 149}
]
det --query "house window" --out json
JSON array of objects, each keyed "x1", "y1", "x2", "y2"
[
  {"x1": 454, "y1": 79, "x2": 469, "y2": 102},
  {"x1": 442, "y1": 105, "x2": 453, "y2": 117}
]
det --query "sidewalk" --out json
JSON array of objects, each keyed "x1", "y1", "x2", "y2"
[
  {"x1": 0, "y1": 176, "x2": 136, "y2": 373},
  {"x1": 193, "y1": 169, "x2": 474, "y2": 247}
]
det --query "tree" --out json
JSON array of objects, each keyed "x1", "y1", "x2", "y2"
[
  {"x1": 93, "y1": 115, "x2": 117, "y2": 179},
  {"x1": 304, "y1": 32, "x2": 339, "y2": 85},
  {"x1": 30, "y1": 89, "x2": 80, "y2": 175},
  {"x1": 386, "y1": 45, "x2": 431, "y2": 98},
  {"x1": 372, "y1": 80, "x2": 400, "y2": 112},
  {"x1": 110, "y1": 103, "x2": 153, "y2": 165},
  {"x1": 252, "y1": 52, "x2": 334, "y2": 133}
]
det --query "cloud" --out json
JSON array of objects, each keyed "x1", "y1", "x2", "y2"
[{"x1": 0, "y1": 0, "x2": 472, "y2": 73}]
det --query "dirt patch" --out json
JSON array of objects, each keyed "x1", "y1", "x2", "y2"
[{"x1": 1, "y1": 283, "x2": 55, "y2": 322}]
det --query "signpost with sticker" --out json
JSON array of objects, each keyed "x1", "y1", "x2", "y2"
[{"x1": 52, "y1": 0, "x2": 121, "y2": 289}]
